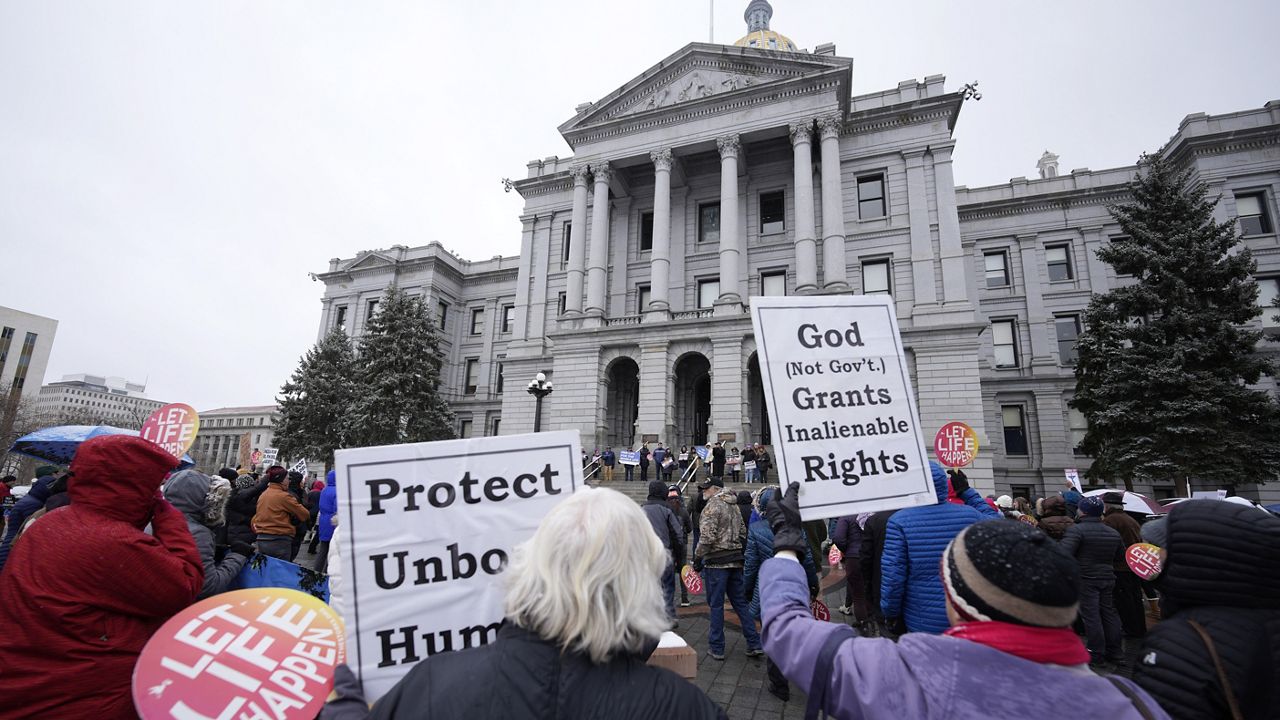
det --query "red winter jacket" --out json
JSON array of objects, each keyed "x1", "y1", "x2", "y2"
[{"x1": 0, "y1": 435, "x2": 204, "y2": 719}]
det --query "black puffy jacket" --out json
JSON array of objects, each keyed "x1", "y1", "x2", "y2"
[
  {"x1": 362, "y1": 624, "x2": 726, "y2": 720},
  {"x1": 224, "y1": 480, "x2": 267, "y2": 547},
  {"x1": 1059, "y1": 516, "x2": 1123, "y2": 581},
  {"x1": 1133, "y1": 500, "x2": 1280, "y2": 720}
]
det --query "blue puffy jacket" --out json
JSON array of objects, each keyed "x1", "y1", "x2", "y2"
[
  {"x1": 318, "y1": 470, "x2": 338, "y2": 542},
  {"x1": 880, "y1": 462, "x2": 999, "y2": 633}
]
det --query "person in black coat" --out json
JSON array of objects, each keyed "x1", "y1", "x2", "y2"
[
  {"x1": 666, "y1": 485, "x2": 693, "y2": 607},
  {"x1": 1060, "y1": 496, "x2": 1124, "y2": 666},
  {"x1": 641, "y1": 481, "x2": 686, "y2": 620},
  {"x1": 710, "y1": 443, "x2": 726, "y2": 480},
  {"x1": 224, "y1": 475, "x2": 266, "y2": 549},
  {"x1": 1134, "y1": 499, "x2": 1280, "y2": 720},
  {"x1": 319, "y1": 487, "x2": 725, "y2": 720},
  {"x1": 858, "y1": 508, "x2": 897, "y2": 636}
]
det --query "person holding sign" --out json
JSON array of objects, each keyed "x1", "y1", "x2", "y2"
[
  {"x1": 758, "y1": 484, "x2": 1168, "y2": 720},
  {"x1": 321, "y1": 488, "x2": 726, "y2": 720},
  {"x1": 880, "y1": 464, "x2": 999, "y2": 635},
  {"x1": 1133, "y1": 500, "x2": 1280, "y2": 720},
  {"x1": 0, "y1": 435, "x2": 204, "y2": 719}
]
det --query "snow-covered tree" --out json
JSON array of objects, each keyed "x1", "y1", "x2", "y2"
[
  {"x1": 275, "y1": 327, "x2": 359, "y2": 466},
  {"x1": 1072, "y1": 154, "x2": 1280, "y2": 492},
  {"x1": 348, "y1": 285, "x2": 455, "y2": 448}
]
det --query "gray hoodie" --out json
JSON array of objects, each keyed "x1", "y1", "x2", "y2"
[{"x1": 163, "y1": 469, "x2": 249, "y2": 599}]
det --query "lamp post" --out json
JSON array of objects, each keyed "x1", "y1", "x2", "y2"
[{"x1": 526, "y1": 372, "x2": 553, "y2": 433}]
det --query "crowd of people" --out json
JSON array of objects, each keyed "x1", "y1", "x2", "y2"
[{"x1": 0, "y1": 432, "x2": 1275, "y2": 719}]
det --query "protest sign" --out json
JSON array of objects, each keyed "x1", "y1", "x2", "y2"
[
  {"x1": 132, "y1": 588, "x2": 344, "y2": 720},
  {"x1": 695, "y1": 446, "x2": 709, "y2": 461},
  {"x1": 335, "y1": 430, "x2": 582, "y2": 702},
  {"x1": 140, "y1": 403, "x2": 200, "y2": 460},
  {"x1": 680, "y1": 565, "x2": 703, "y2": 594},
  {"x1": 618, "y1": 450, "x2": 640, "y2": 466},
  {"x1": 1064, "y1": 468, "x2": 1082, "y2": 493},
  {"x1": 262, "y1": 447, "x2": 279, "y2": 466},
  {"x1": 678, "y1": 452, "x2": 689, "y2": 462},
  {"x1": 827, "y1": 545, "x2": 842, "y2": 566},
  {"x1": 810, "y1": 598, "x2": 830, "y2": 622},
  {"x1": 251, "y1": 449, "x2": 263, "y2": 466},
  {"x1": 743, "y1": 460, "x2": 757, "y2": 473},
  {"x1": 238, "y1": 433, "x2": 252, "y2": 470},
  {"x1": 1126, "y1": 543, "x2": 1165, "y2": 581},
  {"x1": 290, "y1": 458, "x2": 308, "y2": 475},
  {"x1": 750, "y1": 296, "x2": 935, "y2": 521},
  {"x1": 934, "y1": 421, "x2": 979, "y2": 468}
]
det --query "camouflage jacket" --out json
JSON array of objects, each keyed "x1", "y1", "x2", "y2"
[{"x1": 695, "y1": 489, "x2": 746, "y2": 568}]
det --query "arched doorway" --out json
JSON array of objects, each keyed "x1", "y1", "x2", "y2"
[
  {"x1": 747, "y1": 353, "x2": 771, "y2": 446},
  {"x1": 673, "y1": 353, "x2": 711, "y2": 447},
  {"x1": 604, "y1": 357, "x2": 639, "y2": 448}
]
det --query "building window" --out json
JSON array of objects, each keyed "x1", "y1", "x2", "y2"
[
  {"x1": 0, "y1": 327, "x2": 13, "y2": 365},
  {"x1": 1068, "y1": 406, "x2": 1088, "y2": 456},
  {"x1": 437, "y1": 301, "x2": 448, "y2": 330},
  {"x1": 984, "y1": 251, "x2": 1010, "y2": 288},
  {"x1": 1258, "y1": 278, "x2": 1279, "y2": 317},
  {"x1": 365, "y1": 300, "x2": 379, "y2": 321},
  {"x1": 698, "y1": 202, "x2": 721, "y2": 243},
  {"x1": 1236, "y1": 192, "x2": 1272, "y2": 236},
  {"x1": 637, "y1": 284, "x2": 651, "y2": 313},
  {"x1": 470, "y1": 307, "x2": 484, "y2": 336},
  {"x1": 459, "y1": 420, "x2": 473, "y2": 439},
  {"x1": 1046, "y1": 244, "x2": 1074, "y2": 282},
  {"x1": 1001, "y1": 405, "x2": 1029, "y2": 456},
  {"x1": 501, "y1": 304, "x2": 515, "y2": 333},
  {"x1": 760, "y1": 271, "x2": 786, "y2": 297},
  {"x1": 857, "y1": 174, "x2": 886, "y2": 220},
  {"x1": 333, "y1": 306, "x2": 347, "y2": 330},
  {"x1": 760, "y1": 191, "x2": 785, "y2": 234},
  {"x1": 697, "y1": 279, "x2": 719, "y2": 309},
  {"x1": 992, "y1": 320, "x2": 1019, "y2": 368},
  {"x1": 562, "y1": 222, "x2": 573, "y2": 265},
  {"x1": 464, "y1": 359, "x2": 479, "y2": 395},
  {"x1": 1056, "y1": 315, "x2": 1081, "y2": 365},
  {"x1": 557, "y1": 292, "x2": 567, "y2": 316},
  {"x1": 862, "y1": 259, "x2": 891, "y2": 295},
  {"x1": 1010, "y1": 485, "x2": 1034, "y2": 502},
  {"x1": 1151, "y1": 486, "x2": 1177, "y2": 501},
  {"x1": 11, "y1": 332, "x2": 36, "y2": 389},
  {"x1": 491, "y1": 418, "x2": 501, "y2": 436},
  {"x1": 495, "y1": 363, "x2": 504, "y2": 394},
  {"x1": 640, "y1": 212, "x2": 654, "y2": 252}
]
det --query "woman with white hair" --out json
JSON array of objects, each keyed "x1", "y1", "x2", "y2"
[{"x1": 323, "y1": 486, "x2": 726, "y2": 720}]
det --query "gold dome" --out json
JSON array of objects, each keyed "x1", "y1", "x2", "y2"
[{"x1": 734, "y1": 29, "x2": 797, "y2": 52}]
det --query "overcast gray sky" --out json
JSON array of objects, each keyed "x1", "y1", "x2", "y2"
[{"x1": 2, "y1": 0, "x2": 1277, "y2": 411}]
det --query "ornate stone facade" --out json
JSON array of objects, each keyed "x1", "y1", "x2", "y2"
[{"x1": 314, "y1": 39, "x2": 1280, "y2": 500}]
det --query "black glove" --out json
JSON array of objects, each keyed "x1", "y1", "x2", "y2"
[
  {"x1": 766, "y1": 482, "x2": 809, "y2": 556},
  {"x1": 947, "y1": 469, "x2": 970, "y2": 495},
  {"x1": 885, "y1": 616, "x2": 908, "y2": 637},
  {"x1": 230, "y1": 541, "x2": 256, "y2": 558},
  {"x1": 692, "y1": 557, "x2": 704, "y2": 573}
]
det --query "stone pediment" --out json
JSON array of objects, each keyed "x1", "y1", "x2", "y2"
[
  {"x1": 344, "y1": 252, "x2": 397, "y2": 272},
  {"x1": 559, "y1": 43, "x2": 851, "y2": 142}
]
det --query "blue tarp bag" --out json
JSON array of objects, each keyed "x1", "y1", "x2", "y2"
[{"x1": 230, "y1": 554, "x2": 330, "y2": 603}]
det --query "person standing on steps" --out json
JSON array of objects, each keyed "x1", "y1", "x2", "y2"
[{"x1": 693, "y1": 477, "x2": 762, "y2": 661}]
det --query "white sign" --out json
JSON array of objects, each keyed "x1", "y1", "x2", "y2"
[
  {"x1": 336, "y1": 430, "x2": 582, "y2": 701},
  {"x1": 1065, "y1": 468, "x2": 1082, "y2": 493},
  {"x1": 289, "y1": 458, "x2": 308, "y2": 474},
  {"x1": 262, "y1": 447, "x2": 279, "y2": 466},
  {"x1": 750, "y1": 296, "x2": 935, "y2": 521}
]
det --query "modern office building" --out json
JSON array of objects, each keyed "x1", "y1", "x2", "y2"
[
  {"x1": 0, "y1": 307, "x2": 58, "y2": 402},
  {"x1": 313, "y1": 2, "x2": 1280, "y2": 499},
  {"x1": 35, "y1": 374, "x2": 165, "y2": 427}
]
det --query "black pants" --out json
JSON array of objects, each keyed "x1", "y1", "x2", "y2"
[
  {"x1": 1079, "y1": 575, "x2": 1122, "y2": 661},
  {"x1": 1113, "y1": 571, "x2": 1147, "y2": 638},
  {"x1": 766, "y1": 657, "x2": 789, "y2": 698},
  {"x1": 313, "y1": 540, "x2": 330, "y2": 573}
]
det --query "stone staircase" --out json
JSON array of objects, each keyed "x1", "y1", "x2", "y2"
[{"x1": 588, "y1": 467, "x2": 768, "y2": 506}]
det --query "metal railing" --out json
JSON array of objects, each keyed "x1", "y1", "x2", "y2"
[
  {"x1": 583, "y1": 459, "x2": 601, "y2": 483},
  {"x1": 677, "y1": 455, "x2": 703, "y2": 495}
]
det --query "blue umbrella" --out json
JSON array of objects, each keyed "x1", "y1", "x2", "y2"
[{"x1": 9, "y1": 425, "x2": 195, "y2": 468}]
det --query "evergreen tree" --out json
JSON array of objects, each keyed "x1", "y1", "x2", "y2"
[
  {"x1": 348, "y1": 285, "x2": 455, "y2": 447},
  {"x1": 1072, "y1": 154, "x2": 1280, "y2": 492},
  {"x1": 275, "y1": 328, "x2": 359, "y2": 467}
]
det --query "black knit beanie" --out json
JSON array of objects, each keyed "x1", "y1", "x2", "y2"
[
  {"x1": 217, "y1": 468, "x2": 238, "y2": 482},
  {"x1": 942, "y1": 520, "x2": 1079, "y2": 627}
]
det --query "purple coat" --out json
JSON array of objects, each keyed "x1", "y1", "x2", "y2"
[{"x1": 759, "y1": 558, "x2": 1169, "y2": 719}]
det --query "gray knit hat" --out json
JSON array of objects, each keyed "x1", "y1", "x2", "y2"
[{"x1": 942, "y1": 520, "x2": 1080, "y2": 627}]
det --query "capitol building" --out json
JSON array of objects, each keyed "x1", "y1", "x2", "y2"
[{"x1": 315, "y1": 1, "x2": 1280, "y2": 500}]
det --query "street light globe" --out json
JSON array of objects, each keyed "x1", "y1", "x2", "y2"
[{"x1": 535, "y1": 372, "x2": 546, "y2": 383}]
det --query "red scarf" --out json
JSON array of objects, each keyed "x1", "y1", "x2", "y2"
[{"x1": 944, "y1": 621, "x2": 1090, "y2": 666}]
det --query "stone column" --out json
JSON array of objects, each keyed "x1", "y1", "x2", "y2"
[
  {"x1": 1017, "y1": 234, "x2": 1053, "y2": 367},
  {"x1": 511, "y1": 214, "x2": 537, "y2": 341},
  {"x1": 1081, "y1": 226, "x2": 1110, "y2": 294},
  {"x1": 932, "y1": 145, "x2": 969, "y2": 304},
  {"x1": 790, "y1": 121, "x2": 819, "y2": 293},
  {"x1": 637, "y1": 343, "x2": 670, "y2": 442},
  {"x1": 647, "y1": 149, "x2": 673, "y2": 314},
  {"x1": 585, "y1": 162, "x2": 612, "y2": 317},
  {"x1": 904, "y1": 150, "x2": 937, "y2": 307},
  {"x1": 564, "y1": 164, "x2": 590, "y2": 316},
  {"x1": 818, "y1": 115, "x2": 849, "y2": 290},
  {"x1": 710, "y1": 337, "x2": 744, "y2": 444},
  {"x1": 715, "y1": 135, "x2": 743, "y2": 312}
]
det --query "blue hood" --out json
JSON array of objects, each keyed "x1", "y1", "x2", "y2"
[
  {"x1": 929, "y1": 461, "x2": 948, "y2": 503},
  {"x1": 326, "y1": 469, "x2": 336, "y2": 488}
]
